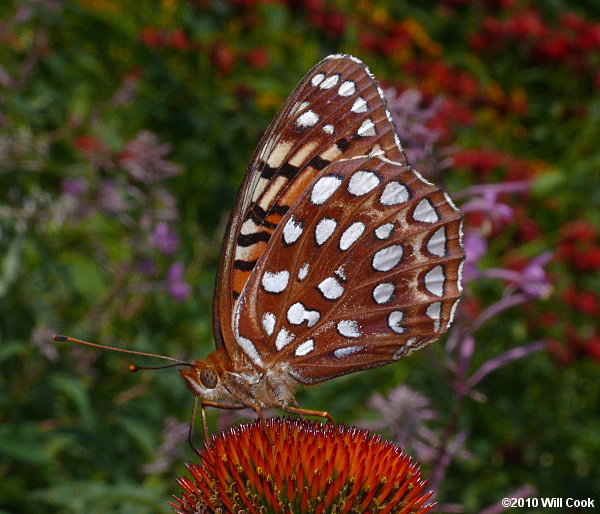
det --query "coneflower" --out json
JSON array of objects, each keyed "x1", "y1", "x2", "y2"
[{"x1": 172, "y1": 417, "x2": 434, "y2": 513}]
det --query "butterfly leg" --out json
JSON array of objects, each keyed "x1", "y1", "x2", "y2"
[{"x1": 278, "y1": 404, "x2": 334, "y2": 424}]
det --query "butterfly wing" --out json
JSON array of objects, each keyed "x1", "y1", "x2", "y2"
[
  {"x1": 233, "y1": 154, "x2": 464, "y2": 381},
  {"x1": 214, "y1": 54, "x2": 409, "y2": 354}
]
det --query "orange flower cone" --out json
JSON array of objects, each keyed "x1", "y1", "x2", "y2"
[{"x1": 172, "y1": 417, "x2": 434, "y2": 513}]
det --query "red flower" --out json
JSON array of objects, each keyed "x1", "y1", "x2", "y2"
[
  {"x1": 575, "y1": 291, "x2": 600, "y2": 317},
  {"x1": 561, "y1": 285, "x2": 578, "y2": 307},
  {"x1": 173, "y1": 418, "x2": 434, "y2": 513},
  {"x1": 140, "y1": 27, "x2": 162, "y2": 47},
  {"x1": 245, "y1": 47, "x2": 270, "y2": 69},
  {"x1": 574, "y1": 247, "x2": 600, "y2": 271},
  {"x1": 73, "y1": 135, "x2": 99, "y2": 152},
  {"x1": 169, "y1": 30, "x2": 190, "y2": 51},
  {"x1": 211, "y1": 42, "x2": 235, "y2": 75},
  {"x1": 561, "y1": 221, "x2": 596, "y2": 244},
  {"x1": 587, "y1": 337, "x2": 600, "y2": 362},
  {"x1": 547, "y1": 339, "x2": 575, "y2": 366},
  {"x1": 518, "y1": 218, "x2": 541, "y2": 242},
  {"x1": 537, "y1": 35, "x2": 570, "y2": 60},
  {"x1": 509, "y1": 10, "x2": 548, "y2": 40}
]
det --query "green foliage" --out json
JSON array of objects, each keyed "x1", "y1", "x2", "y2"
[{"x1": 1, "y1": 0, "x2": 599, "y2": 512}]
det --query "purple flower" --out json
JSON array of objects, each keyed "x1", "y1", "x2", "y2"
[
  {"x1": 138, "y1": 257, "x2": 157, "y2": 277},
  {"x1": 519, "y1": 252, "x2": 553, "y2": 299},
  {"x1": 167, "y1": 262, "x2": 191, "y2": 302},
  {"x1": 97, "y1": 179, "x2": 129, "y2": 213},
  {"x1": 458, "y1": 181, "x2": 531, "y2": 224},
  {"x1": 384, "y1": 87, "x2": 451, "y2": 174},
  {"x1": 151, "y1": 222, "x2": 179, "y2": 255},
  {"x1": 462, "y1": 232, "x2": 487, "y2": 281},
  {"x1": 61, "y1": 178, "x2": 88, "y2": 197},
  {"x1": 120, "y1": 131, "x2": 181, "y2": 184},
  {"x1": 362, "y1": 384, "x2": 440, "y2": 463}
]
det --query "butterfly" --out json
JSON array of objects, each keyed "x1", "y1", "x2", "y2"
[
  {"x1": 55, "y1": 54, "x2": 464, "y2": 440},
  {"x1": 177, "y1": 54, "x2": 465, "y2": 434}
]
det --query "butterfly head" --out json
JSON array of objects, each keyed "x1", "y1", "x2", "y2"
[{"x1": 179, "y1": 360, "x2": 223, "y2": 399}]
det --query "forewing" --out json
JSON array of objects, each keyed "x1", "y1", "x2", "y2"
[
  {"x1": 213, "y1": 54, "x2": 407, "y2": 351},
  {"x1": 232, "y1": 155, "x2": 465, "y2": 381}
]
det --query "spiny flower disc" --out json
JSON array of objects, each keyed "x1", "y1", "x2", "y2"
[{"x1": 172, "y1": 417, "x2": 434, "y2": 513}]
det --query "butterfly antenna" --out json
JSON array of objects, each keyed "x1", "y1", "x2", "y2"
[{"x1": 53, "y1": 334, "x2": 194, "y2": 367}]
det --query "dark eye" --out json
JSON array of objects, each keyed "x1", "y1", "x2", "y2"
[{"x1": 200, "y1": 367, "x2": 218, "y2": 389}]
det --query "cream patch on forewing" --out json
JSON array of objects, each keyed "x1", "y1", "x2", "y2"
[
  {"x1": 266, "y1": 140, "x2": 294, "y2": 168},
  {"x1": 257, "y1": 175, "x2": 287, "y2": 211},
  {"x1": 320, "y1": 145, "x2": 343, "y2": 161},
  {"x1": 289, "y1": 141, "x2": 319, "y2": 167}
]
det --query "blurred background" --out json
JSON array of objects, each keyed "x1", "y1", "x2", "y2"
[{"x1": 1, "y1": 0, "x2": 599, "y2": 512}]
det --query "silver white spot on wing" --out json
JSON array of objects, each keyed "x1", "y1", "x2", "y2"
[
  {"x1": 357, "y1": 119, "x2": 376, "y2": 137},
  {"x1": 311, "y1": 175, "x2": 342, "y2": 205},
  {"x1": 334, "y1": 345, "x2": 362, "y2": 358},
  {"x1": 276, "y1": 328, "x2": 295, "y2": 351},
  {"x1": 457, "y1": 260, "x2": 464, "y2": 293},
  {"x1": 427, "y1": 302, "x2": 442, "y2": 332},
  {"x1": 295, "y1": 339, "x2": 314, "y2": 356},
  {"x1": 375, "y1": 223, "x2": 394, "y2": 240},
  {"x1": 388, "y1": 311, "x2": 405, "y2": 334},
  {"x1": 449, "y1": 298, "x2": 461, "y2": 324},
  {"x1": 334, "y1": 265, "x2": 347, "y2": 281},
  {"x1": 315, "y1": 217, "x2": 337, "y2": 246},
  {"x1": 373, "y1": 282, "x2": 395, "y2": 304},
  {"x1": 339, "y1": 222, "x2": 365, "y2": 251},
  {"x1": 444, "y1": 191, "x2": 459, "y2": 211},
  {"x1": 320, "y1": 74, "x2": 340, "y2": 89},
  {"x1": 322, "y1": 124, "x2": 334, "y2": 134},
  {"x1": 348, "y1": 170, "x2": 380, "y2": 196},
  {"x1": 424, "y1": 265, "x2": 445, "y2": 297},
  {"x1": 233, "y1": 301, "x2": 263, "y2": 367},
  {"x1": 372, "y1": 244, "x2": 403, "y2": 272},
  {"x1": 317, "y1": 276, "x2": 344, "y2": 300},
  {"x1": 311, "y1": 73, "x2": 325, "y2": 86},
  {"x1": 413, "y1": 199, "x2": 440, "y2": 223},
  {"x1": 262, "y1": 312, "x2": 276, "y2": 336},
  {"x1": 262, "y1": 270, "x2": 290, "y2": 293},
  {"x1": 338, "y1": 80, "x2": 356, "y2": 96},
  {"x1": 351, "y1": 97, "x2": 367, "y2": 113},
  {"x1": 298, "y1": 263, "x2": 310, "y2": 281},
  {"x1": 380, "y1": 181, "x2": 409, "y2": 205},
  {"x1": 337, "y1": 320, "x2": 361, "y2": 338},
  {"x1": 283, "y1": 216, "x2": 303, "y2": 245},
  {"x1": 392, "y1": 345, "x2": 409, "y2": 360},
  {"x1": 427, "y1": 227, "x2": 447, "y2": 257},
  {"x1": 287, "y1": 302, "x2": 320, "y2": 327},
  {"x1": 296, "y1": 110, "x2": 320, "y2": 129}
]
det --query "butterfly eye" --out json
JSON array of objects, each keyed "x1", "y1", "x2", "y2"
[{"x1": 200, "y1": 367, "x2": 218, "y2": 389}]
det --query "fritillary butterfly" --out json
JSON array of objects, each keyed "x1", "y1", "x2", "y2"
[
  {"x1": 56, "y1": 54, "x2": 465, "y2": 438},
  {"x1": 179, "y1": 54, "x2": 465, "y2": 430}
]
